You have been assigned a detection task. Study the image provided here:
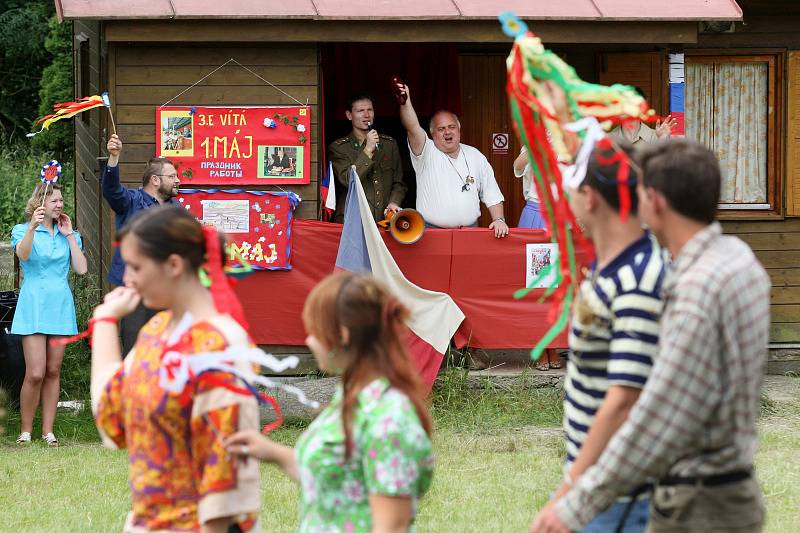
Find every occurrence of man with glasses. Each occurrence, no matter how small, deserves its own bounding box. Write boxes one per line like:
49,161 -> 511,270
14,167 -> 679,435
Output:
102,134 -> 180,355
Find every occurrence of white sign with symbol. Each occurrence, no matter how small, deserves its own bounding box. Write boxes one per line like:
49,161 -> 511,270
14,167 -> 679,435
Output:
491,133 -> 509,154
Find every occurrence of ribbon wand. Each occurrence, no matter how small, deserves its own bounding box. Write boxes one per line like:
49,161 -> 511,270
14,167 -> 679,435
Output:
101,92 -> 117,135
39,160 -> 62,208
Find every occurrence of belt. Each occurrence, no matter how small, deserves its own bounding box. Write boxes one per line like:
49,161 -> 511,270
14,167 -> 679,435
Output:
659,469 -> 752,488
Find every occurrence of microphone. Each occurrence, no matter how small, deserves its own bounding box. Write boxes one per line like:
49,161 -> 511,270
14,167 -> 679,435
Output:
367,121 -> 379,150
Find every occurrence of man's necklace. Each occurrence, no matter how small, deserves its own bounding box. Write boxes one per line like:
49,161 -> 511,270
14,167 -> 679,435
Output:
446,148 -> 475,192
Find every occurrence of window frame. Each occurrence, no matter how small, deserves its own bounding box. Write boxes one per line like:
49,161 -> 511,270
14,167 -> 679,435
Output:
684,50 -> 784,220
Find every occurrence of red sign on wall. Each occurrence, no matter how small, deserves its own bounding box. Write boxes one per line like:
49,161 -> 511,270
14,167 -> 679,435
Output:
157,106 -> 311,185
177,189 -> 300,270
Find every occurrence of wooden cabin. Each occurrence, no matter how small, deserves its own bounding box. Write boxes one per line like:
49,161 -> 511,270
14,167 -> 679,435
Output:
56,0 -> 800,372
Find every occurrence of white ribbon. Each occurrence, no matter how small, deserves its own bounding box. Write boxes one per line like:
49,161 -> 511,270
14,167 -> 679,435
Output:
560,117 -> 607,190
157,312 -> 320,409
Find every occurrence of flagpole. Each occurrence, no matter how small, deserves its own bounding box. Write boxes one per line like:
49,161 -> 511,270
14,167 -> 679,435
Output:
102,92 -> 117,135
40,182 -> 49,209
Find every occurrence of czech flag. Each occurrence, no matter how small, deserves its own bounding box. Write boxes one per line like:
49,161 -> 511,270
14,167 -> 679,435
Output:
336,166 -> 464,391
320,162 -> 336,221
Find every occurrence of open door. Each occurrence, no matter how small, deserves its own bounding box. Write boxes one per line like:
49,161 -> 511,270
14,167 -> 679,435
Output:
459,54 -> 524,227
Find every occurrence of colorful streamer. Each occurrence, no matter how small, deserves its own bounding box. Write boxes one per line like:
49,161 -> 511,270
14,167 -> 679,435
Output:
501,12 -> 655,361
27,92 -> 112,138
158,312 -> 320,434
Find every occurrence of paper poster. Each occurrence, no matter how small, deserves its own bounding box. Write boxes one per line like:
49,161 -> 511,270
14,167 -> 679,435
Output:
201,199 -> 250,233
178,189 -> 301,270
156,106 -> 311,185
526,243 -> 558,289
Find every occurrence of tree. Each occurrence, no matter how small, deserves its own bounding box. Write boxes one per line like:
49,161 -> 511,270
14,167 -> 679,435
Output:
32,15 -> 74,157
0,1 -> 55,138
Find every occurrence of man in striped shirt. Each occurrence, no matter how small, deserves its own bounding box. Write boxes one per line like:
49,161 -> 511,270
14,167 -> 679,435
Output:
535,140 -> 770,532
532,140 -> 667,533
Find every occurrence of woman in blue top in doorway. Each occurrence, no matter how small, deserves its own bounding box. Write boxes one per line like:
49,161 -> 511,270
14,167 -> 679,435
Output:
11,182 -> 87,446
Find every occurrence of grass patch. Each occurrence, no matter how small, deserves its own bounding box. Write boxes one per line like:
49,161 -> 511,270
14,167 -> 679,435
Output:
431,367 -> 563,432
1,377 -> 799,531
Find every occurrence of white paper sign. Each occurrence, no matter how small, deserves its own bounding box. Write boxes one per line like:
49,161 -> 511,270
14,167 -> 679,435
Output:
201,199 -> 250,233
526,243 -> 559,289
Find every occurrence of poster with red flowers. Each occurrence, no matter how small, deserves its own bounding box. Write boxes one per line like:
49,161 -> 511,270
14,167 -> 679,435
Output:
177,189 -> 301,270
156,106 -> 311,185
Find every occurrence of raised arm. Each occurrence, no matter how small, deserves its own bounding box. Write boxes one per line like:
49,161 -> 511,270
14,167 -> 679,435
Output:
102,134 -> 133,214
397,83 -> 427,157
15,208 -> 45,261
57,214 -> 88,275
513,147 -> 529,177
90,287 -> 140,412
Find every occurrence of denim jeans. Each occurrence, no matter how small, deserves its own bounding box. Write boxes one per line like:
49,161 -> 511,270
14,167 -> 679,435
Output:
581,498 -> 649,533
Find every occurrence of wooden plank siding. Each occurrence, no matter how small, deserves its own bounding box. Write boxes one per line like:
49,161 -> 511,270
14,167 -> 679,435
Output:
73,20 -> 105,284
722,219 -> 800,343
108,43 -> 320,225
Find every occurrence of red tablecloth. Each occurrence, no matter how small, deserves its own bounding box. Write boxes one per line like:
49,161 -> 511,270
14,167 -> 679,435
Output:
236,220 -> 589,349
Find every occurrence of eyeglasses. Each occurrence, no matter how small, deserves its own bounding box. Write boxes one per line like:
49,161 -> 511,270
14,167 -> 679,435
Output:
156,174 -> 179,179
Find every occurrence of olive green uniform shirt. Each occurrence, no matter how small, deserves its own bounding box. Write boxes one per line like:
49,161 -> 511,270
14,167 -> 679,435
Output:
328,133 -> 407,223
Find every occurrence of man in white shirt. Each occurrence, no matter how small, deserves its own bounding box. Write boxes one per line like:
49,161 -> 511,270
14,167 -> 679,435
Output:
396,82 -> 508,238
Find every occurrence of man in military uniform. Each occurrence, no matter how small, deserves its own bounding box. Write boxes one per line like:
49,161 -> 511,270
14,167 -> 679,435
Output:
328,92 -> 407,223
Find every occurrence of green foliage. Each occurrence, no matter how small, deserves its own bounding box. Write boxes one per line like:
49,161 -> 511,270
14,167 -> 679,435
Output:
0,141 -> 74,239
0,1 -> 56,137
31,16 -> 74,158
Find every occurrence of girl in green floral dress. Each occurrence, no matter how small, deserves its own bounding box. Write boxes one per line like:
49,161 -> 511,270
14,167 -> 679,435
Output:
225,272 -> 434,532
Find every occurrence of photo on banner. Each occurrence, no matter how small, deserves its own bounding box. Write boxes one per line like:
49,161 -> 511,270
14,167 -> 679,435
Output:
159,109 -> 194,157
257,145 -> 304,179
526,243 -> 559,289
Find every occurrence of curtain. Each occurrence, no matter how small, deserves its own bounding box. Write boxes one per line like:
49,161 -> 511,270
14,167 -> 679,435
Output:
685,62 -> 768,204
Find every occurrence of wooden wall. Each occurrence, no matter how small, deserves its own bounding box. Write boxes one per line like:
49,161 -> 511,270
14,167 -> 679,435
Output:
723,220 -> 800,344
101,42 -> 319,281
73,19 -> 104,283
73,38 -> 321,286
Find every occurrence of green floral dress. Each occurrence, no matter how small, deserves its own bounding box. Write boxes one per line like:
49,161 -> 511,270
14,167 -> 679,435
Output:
295,378 -> 434,532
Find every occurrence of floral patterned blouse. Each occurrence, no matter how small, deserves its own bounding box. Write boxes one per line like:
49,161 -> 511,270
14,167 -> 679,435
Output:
95,311 -> 261,532
295,378 -> 434,532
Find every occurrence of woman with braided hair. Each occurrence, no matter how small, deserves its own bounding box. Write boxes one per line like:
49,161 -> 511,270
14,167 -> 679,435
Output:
224,272 -> 434,532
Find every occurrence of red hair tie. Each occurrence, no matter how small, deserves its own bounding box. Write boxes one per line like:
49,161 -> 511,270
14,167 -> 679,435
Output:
202,225 -> 249,330
595,138 -> 632,223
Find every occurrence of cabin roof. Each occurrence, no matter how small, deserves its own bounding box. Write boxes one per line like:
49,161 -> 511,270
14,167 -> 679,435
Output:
55,0 -> 743,22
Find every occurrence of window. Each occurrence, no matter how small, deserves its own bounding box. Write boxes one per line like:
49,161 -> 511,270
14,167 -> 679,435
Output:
77,34 -> 90,123
685,54 -> 781,215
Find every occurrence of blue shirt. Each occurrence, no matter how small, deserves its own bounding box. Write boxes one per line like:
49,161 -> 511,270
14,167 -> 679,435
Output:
101,164 -> 177,285
11,223 -> 83,335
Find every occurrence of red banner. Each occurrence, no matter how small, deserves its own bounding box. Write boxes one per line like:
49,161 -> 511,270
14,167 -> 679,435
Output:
177,189 -> 300,270
156,106 -> 311,185
235,220 -> 591,348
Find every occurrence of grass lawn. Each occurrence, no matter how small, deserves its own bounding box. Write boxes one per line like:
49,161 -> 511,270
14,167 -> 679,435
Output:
1,373 -> 798,532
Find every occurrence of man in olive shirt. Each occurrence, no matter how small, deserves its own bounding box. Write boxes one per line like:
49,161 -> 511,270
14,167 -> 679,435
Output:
328,93 -> 407,223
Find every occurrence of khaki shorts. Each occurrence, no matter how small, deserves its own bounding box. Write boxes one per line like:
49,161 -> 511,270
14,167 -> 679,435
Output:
647,478 -> 764,533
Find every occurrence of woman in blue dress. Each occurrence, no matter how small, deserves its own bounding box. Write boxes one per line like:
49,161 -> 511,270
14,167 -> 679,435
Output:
12,182 -> 87,446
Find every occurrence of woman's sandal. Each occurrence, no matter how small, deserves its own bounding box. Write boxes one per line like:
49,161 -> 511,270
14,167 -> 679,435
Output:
16,432 -> 32,444
548,351 -> 563,370
42,433 -> 59,447
535,359 -> 550,371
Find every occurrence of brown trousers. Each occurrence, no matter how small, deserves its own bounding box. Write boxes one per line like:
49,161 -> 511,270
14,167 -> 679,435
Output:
647,478 -> 764,533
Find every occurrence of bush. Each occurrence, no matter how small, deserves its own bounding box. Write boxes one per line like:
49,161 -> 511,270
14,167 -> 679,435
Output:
0,140 -> 74,239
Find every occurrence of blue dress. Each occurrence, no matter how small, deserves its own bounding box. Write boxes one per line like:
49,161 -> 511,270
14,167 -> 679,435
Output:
10,223 -> 82,336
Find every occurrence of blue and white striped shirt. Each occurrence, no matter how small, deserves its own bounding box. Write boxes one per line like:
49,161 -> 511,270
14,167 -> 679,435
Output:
564,232 -> 666,469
